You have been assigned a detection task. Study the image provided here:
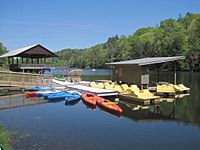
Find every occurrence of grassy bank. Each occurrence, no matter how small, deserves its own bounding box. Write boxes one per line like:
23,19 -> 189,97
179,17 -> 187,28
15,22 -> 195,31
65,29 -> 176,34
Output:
0,68 -> 9,72
0,125 -> 11,150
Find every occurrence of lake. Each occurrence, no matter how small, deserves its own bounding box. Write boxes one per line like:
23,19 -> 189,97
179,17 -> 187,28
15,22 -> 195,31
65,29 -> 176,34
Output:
0,70 -> 200,150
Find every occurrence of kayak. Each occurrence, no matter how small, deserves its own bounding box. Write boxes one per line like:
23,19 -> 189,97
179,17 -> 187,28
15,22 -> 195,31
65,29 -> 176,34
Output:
65,93 -> 81,103
25,87 -> 55,91
24,91 -> 37,96
47,91 -> 70,100
95,96 -> 123,113
82,92 -> 96,106
54,77 -> 66,82
37,90 -> 61,96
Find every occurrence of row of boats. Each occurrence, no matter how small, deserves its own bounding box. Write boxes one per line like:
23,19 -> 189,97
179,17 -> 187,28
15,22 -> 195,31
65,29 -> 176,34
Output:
90,81 -> 190,99
24,87 -> 123,114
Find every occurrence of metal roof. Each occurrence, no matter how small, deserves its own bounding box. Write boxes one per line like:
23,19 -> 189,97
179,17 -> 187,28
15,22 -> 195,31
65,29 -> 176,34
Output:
0,44 -> 58,58
106,56 -> 185,66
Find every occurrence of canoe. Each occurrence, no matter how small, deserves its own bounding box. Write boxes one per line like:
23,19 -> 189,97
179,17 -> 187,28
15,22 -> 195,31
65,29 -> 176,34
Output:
82,92 -> 96,106
65,93 -> 81,103
95,96 -> 123,113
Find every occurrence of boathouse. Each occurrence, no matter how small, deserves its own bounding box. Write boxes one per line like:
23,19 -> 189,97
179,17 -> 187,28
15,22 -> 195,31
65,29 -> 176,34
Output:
106,56 -> 185,87
0,44 -> 58,73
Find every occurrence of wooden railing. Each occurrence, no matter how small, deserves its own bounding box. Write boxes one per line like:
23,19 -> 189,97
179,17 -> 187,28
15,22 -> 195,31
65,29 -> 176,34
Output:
2,64 -> 56,69
0,71 -> 53,88
19,64 -> 56,69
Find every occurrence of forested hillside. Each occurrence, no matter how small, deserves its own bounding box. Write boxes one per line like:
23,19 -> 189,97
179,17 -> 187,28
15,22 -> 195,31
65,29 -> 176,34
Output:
0,42 -> 8,64
54,13 -> 200,71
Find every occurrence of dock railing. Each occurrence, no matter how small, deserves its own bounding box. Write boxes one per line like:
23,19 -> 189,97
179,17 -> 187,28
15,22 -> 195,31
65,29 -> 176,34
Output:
0,71 -> 53,88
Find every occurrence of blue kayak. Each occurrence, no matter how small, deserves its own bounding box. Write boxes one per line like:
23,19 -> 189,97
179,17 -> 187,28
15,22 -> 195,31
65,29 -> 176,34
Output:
25,87 -> 55,91
65,93 -> 81,103
47,91 -> 70,100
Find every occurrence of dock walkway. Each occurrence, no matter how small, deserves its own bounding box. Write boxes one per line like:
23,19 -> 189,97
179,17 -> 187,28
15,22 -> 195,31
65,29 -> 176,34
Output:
67,85 -> 119,96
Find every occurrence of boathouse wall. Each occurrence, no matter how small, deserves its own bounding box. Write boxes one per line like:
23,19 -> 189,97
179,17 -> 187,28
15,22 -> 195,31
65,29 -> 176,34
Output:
112,65 -> 149,86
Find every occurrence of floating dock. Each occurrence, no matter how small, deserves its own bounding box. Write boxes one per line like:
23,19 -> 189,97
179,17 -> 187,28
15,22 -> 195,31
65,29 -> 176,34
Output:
67,85 -> 119,96
52,79 -> 90,86
119,94 -> 161,105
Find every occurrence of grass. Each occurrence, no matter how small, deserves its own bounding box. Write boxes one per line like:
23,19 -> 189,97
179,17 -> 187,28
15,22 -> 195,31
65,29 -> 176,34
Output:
0,67 -> 9,72
0,125 -> 11,150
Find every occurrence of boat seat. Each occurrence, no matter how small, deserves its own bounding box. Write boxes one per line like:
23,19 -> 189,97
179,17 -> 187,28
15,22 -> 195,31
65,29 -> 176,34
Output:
178,84 -> 190,91
156,84 -> 175,93
114,85 -> 124,93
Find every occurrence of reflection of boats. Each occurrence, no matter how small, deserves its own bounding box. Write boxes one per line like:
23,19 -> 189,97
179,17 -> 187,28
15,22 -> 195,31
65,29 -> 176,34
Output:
118,100 -> 178,121
95,96 -> 123,114
175,93 -> 190,99
82,99 -> 96,110
82,92 -> 96,106
65,98 -> 81,106
119,101 -> 150,111
98,106 -> 122,117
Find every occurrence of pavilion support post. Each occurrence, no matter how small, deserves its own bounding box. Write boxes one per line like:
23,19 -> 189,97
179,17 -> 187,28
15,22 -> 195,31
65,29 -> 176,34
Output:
174,61 -> 177,85
157,65 -> 160,83
22,57 -> 24,64
8,57 -> 10,64
16,57 -> 18,64
12,57 -> 14,64
31,58 -> 33,64
37,58 -> 39,64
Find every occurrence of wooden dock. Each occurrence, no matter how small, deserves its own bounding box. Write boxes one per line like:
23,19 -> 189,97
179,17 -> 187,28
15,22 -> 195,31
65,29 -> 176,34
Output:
67,85 -> 119,96
119,94 -> 161,105
0,71 -> 53,88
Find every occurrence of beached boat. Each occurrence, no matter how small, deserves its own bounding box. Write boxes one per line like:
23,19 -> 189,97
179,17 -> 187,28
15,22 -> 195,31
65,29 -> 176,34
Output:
95,96 -> 123,113
82,92 -> 96,106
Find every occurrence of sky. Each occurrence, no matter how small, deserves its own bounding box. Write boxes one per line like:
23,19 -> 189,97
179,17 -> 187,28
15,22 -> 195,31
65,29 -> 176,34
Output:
0,0 -> 200,51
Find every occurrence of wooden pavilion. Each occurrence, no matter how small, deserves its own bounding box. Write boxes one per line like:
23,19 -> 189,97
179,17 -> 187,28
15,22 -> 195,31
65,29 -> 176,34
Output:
106,56 -> 185,88
0,44 -> 58,73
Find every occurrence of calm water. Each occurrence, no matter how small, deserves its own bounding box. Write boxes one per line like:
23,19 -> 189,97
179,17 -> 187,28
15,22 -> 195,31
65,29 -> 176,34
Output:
0,70 -> 200,150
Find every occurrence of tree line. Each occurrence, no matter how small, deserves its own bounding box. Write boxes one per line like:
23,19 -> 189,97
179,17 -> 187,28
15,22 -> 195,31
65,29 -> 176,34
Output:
0,13 -> 200,71
53,13 -> 200,71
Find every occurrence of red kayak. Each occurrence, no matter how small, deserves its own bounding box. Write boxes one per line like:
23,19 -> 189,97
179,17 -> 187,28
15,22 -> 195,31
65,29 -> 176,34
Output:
95,96 -> 123,113
24,91 -> 37,96
82,92 -> 96,106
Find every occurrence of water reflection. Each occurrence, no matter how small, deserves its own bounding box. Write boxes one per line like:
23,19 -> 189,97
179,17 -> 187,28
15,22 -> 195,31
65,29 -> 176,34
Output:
118,93 -> 200,126
65,99 -> 81,106
97,105 -> 122,118
82,99 -> 96,110
0,94 -> 47,110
